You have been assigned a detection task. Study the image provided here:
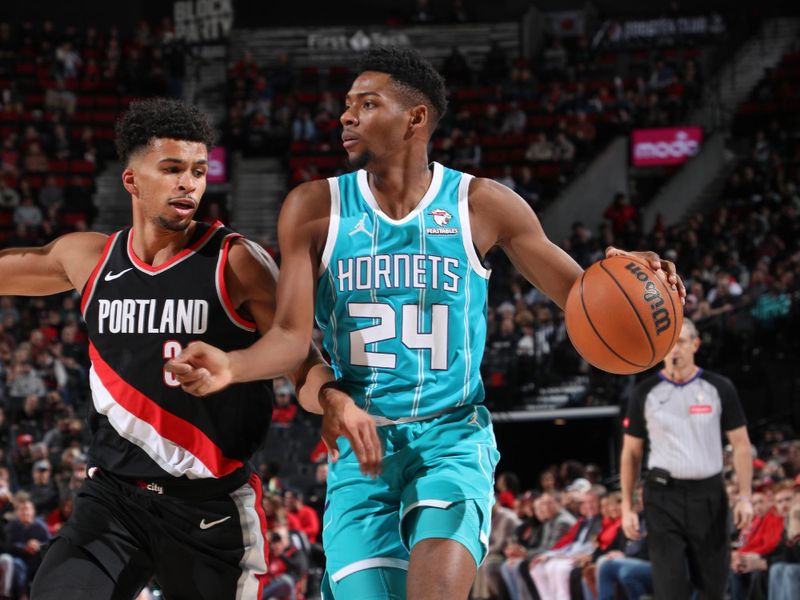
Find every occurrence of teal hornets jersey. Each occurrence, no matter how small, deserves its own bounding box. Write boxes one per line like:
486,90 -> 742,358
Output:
315,162 -> 490,420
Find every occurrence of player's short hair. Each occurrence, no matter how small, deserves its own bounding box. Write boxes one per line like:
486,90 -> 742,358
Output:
357,47 -> 448,128
114,98 -> 216,164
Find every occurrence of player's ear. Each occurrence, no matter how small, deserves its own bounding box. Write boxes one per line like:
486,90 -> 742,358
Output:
122,167 -> 138,197
408,105 -> 428,132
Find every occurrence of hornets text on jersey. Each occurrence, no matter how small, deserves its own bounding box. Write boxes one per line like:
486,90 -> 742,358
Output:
315,162 -> 490,420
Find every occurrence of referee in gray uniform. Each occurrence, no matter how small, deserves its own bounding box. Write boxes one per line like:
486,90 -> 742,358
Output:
619,318 -> 754,600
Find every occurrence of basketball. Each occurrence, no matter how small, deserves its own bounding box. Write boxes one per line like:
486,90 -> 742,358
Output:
565,256 -> 683,375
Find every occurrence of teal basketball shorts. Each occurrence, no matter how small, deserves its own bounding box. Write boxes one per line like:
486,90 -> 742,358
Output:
321,404 -> 500,590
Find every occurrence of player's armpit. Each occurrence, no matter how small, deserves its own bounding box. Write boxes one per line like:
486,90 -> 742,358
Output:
0,231 -> 107,296
468,177 -> 583,309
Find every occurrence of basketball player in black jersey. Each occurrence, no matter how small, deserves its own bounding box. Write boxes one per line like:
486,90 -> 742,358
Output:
0,98 -> 332,600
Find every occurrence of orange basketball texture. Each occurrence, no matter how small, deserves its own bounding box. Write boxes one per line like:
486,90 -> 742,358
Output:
565,256 -> 683,375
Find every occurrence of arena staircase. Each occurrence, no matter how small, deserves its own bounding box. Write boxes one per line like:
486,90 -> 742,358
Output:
692,17 -> 800,129
643,17 -> 800,230
229,155 -> 286,247
183,45 -> 229,128
91,160 -> 130,233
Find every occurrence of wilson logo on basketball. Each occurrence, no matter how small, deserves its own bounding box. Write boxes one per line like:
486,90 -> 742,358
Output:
624,262 -> 672,335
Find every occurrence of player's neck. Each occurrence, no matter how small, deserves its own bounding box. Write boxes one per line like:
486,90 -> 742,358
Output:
366,154 -> 433,220
130,220 -> 198,267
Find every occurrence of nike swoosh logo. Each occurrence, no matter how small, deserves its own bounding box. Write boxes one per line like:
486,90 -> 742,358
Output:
104,268 -> 133,281
199,516 -> 231,530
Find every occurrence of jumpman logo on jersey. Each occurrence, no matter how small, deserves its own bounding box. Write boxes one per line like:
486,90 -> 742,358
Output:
349,213 -> 373,238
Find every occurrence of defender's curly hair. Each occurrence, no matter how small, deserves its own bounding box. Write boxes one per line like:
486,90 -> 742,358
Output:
114,98 -> 216,163
357,47 -> 448,127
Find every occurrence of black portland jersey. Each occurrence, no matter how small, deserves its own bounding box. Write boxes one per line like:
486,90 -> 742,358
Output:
81,221 -> 272,482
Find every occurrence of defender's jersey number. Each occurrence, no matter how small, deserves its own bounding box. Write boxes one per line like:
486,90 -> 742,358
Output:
163,340 -> 183,388
348,302 -> 448,370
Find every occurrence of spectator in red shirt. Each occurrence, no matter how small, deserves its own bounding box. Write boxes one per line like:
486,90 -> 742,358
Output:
271,379 -> 297,427
261,529 -> 308,600
285,489 -> 320,544
729,489 -> 785,599
603,192 -> 638,238
497,471 -> 520,509
45,495 -> 73,536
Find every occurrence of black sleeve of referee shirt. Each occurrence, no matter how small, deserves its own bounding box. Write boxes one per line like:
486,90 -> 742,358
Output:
704,371 -> 747,431
624,377 -> 656,438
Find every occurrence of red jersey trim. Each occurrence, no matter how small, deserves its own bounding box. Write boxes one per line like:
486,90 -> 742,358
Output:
127,221 -> 223,274
216,234 -> 257,331
88,341 -> 243,478
81,232 -> 122,316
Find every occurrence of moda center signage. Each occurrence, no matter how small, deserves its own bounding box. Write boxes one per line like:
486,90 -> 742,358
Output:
631,127 -> 703,167
230,22 -> 519,68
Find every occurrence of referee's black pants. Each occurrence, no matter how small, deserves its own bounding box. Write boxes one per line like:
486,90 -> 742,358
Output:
644,473 -> 729,600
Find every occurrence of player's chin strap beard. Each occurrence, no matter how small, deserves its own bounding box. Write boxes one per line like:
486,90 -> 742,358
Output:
348,150 -> 373,171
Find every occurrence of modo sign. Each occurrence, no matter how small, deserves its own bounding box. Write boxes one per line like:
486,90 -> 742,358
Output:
631,127 -> 703,167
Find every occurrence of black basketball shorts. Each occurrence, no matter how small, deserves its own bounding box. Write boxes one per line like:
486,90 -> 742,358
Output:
31,468 -> 268,600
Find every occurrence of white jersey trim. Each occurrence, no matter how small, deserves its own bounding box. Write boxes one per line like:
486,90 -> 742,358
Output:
331,557 -> 410,583
89,366 -> 215,479
231,480 -> 268,600
357,161 -> 444,225
457,173 -> 491,280
319,177 -> 341,275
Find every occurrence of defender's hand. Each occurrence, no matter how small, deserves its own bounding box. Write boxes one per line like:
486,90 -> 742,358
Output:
320,386 -> 382,478
165,341 -> 233,396
605,246 -> 686,303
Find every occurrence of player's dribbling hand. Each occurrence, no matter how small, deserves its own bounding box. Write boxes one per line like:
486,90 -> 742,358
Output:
621,507 -> 641,540
319,386 -> 382,478
165,341 -> 233,396
605,246 -> 686,304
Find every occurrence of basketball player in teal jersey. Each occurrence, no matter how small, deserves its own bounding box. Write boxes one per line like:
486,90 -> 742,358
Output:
168,48 -> 685,599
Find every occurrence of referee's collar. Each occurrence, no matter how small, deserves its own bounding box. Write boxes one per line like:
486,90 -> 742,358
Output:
657,367 -> 704,387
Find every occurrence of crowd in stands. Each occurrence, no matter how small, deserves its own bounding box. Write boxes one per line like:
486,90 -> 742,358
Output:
480,109 -> 800,408
0,17 -> 186,245
468,442 -> 800,600
225,35 -> 708,212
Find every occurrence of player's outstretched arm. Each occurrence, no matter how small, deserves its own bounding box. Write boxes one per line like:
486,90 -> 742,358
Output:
168,180 -> 331,395
0,232 -> 107,296
469,178 -> 685,307
469,177 -> 583,309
